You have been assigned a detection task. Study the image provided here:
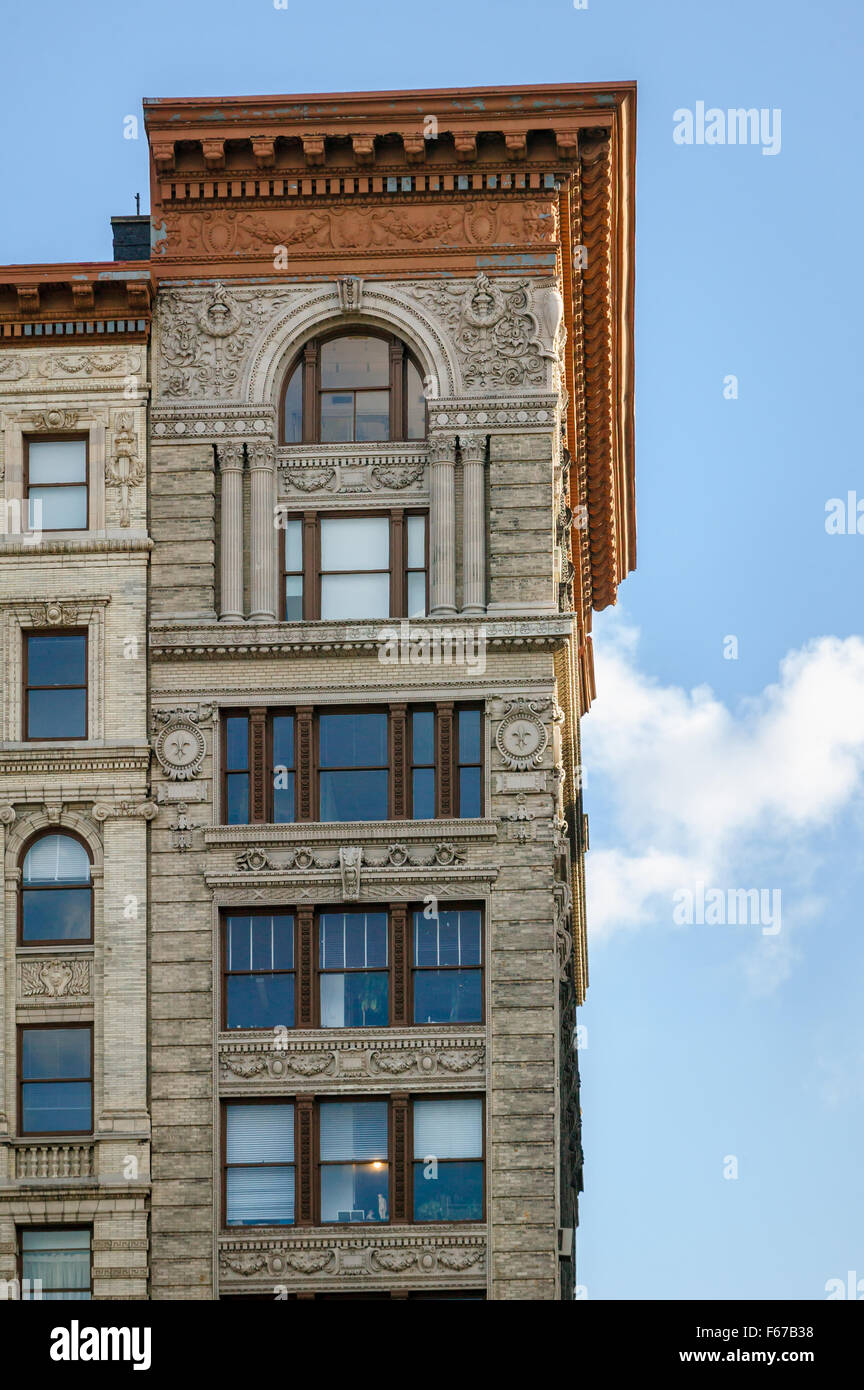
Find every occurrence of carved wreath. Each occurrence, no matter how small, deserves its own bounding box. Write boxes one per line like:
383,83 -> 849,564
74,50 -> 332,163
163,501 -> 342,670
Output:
154,720 -> 206,781
495,703 -> 549,771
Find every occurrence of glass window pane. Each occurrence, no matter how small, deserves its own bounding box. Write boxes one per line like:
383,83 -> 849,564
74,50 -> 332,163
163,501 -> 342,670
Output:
414,970 -> 482,1024
459,766 -> 482,819
321,1165 -> 388,1223
320,516 -> 389,572
320,1102 -> 388,1160
320,972 -> 389,1028
458,708 -> 482,764
406,514 -> 426,567
284,575 -> 303,621
318,713 -> 388,768
23,834 -> 90,884
320,770 -> 388,822
413,1161 -> 483,1222
406,570 -> 426,619
273,775 -> 295,824
226,1103 -> 294,1163
414,910 -> 482,968
355,391 -> 390,442
320,393 -> 354,443
27,635 -> 86,687
226,917 -> 252,972
227,975 -> 295,1030
22,1081 -> 92,1133
319,912 -> 388,969
225,717 -> 248,770
23,1228 -> 90,1250
412,767 -> 435,819
283,365 -> 303,444
227,1166 -> 295,1226
321,573 -> 390,621
412,710 -> 434,765
320,336 -> 389,389
28,439 -> 87,484
30,486 -> 87,530
226,773 -> 250,825
22,1028 -> 90,1079
22,1233 -> 90,1294
406,359 -> 427,440
27,689 -> 86,739
284,518 -> 303,571
414,1098 -> 483,1158
22,887 -> 91,942
272,716 -> 294,770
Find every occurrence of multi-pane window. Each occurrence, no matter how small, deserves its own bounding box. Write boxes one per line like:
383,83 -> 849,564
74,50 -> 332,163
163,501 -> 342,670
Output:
24,632 -> 87,740
281,332 -> 426,444
319,711 -> 389,821
319,1101 -> 389,1224
225,1103 -> 295,1227
413,1098 -> 484,1222
221,1096 -> 483,1227
279,510 -> 427,621
318,911 -> 389,1028
221,704 -> 482,824
221,902 -> 482,1033
224,914 -> 295,1030
19,1026 -> 92,1135
20,833 -> 92,944
25,436 -> 88,531
20,1228 -> 91,1300
412,908 -> 483,1024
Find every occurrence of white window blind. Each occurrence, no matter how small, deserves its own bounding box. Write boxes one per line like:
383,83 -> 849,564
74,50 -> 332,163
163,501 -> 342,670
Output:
320,1102 -> 388,1161
23,834 -> 90,884
226,1103 -> 294,1163
414,1098 -> 483,1159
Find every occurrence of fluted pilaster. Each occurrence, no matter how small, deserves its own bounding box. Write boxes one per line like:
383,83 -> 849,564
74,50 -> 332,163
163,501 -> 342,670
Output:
428,432 -> 457,616
218,443 -> 245,622
460,433 -> 487,615
248,442 -> 277,622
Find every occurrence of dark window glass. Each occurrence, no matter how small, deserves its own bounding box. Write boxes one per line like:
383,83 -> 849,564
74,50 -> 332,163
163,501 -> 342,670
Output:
411,709 -> 436,819
225,716 -> 250,824
225,915 -> 295,1030
225,1103 -> 295,1226
406,360 -> 426,441
27,438 -> 87,531
25,634 -> 87,739
320,1101 -> 388,1223
320,336 -> 389,444
283,365 -> 303,444
413,908 -> 482,1024
413,1098 -> 483,1222
283,518 -> 303,620
319,911 -> 388,1027
272,715 -> 295,823
21,834 -> 91,943
318,712 -> 389,821
21,1229 -> 90,1300
21,1027 -> 92,1134
457,708 -> 483,818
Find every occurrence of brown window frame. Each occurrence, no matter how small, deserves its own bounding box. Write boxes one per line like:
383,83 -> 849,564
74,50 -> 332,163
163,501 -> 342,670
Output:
221,910 -> 297,1033
23,627 -> 88,743
220,901 -> 482,1034
279,329 -> 427,445
279,509 -> 428,622
222,1097 -> 297,1231
17,1224 -> 93,1300
17,827 -> 94,947
220,1093 -> 485,1230
220,704 -> 484,826
23,432 -> 89,533
18,1022 -> 94,1138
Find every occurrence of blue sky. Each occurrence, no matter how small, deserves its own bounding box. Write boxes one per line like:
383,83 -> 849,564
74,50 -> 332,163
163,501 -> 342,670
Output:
1,0 -> 861,1300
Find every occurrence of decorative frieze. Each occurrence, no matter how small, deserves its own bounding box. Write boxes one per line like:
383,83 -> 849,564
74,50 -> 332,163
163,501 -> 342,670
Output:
19,957 -> 91,1001
218,1230 -> 486,1287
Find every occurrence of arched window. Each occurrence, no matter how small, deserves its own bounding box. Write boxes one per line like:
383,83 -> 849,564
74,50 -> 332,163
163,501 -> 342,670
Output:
20,832 -> 92,944
281,331 -> 426,444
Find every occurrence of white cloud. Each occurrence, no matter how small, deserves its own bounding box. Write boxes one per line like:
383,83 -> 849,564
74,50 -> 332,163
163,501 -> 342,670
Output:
583,619 -> 864,959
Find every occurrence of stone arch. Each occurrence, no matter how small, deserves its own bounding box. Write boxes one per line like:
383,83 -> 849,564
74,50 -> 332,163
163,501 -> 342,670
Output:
244,282 -> 460,408
5,810 -> 104,877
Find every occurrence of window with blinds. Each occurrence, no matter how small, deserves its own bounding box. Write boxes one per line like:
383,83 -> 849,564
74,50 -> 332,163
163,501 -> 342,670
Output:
225,1103 -> 295,1226
21,832 -> 92,944
413,1098 -> 483,1222
319,1101 -> 389,1224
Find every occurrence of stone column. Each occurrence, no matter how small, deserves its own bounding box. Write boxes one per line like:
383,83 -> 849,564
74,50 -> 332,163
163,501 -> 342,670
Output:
248,441 -> 277,622
428,432 -> 457,615
218,443 -> 244,622
460,433 -> 487,615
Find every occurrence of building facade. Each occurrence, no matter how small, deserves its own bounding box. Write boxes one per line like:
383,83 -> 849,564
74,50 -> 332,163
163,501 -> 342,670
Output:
0,82 -> 635,1301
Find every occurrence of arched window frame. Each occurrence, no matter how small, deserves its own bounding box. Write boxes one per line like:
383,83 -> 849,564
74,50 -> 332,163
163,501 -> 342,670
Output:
279,328 -> 427,445
18,828 -> 94,947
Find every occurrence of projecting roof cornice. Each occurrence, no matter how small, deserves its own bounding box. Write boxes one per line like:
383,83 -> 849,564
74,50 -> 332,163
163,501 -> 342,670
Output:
0,264 -> 151,340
